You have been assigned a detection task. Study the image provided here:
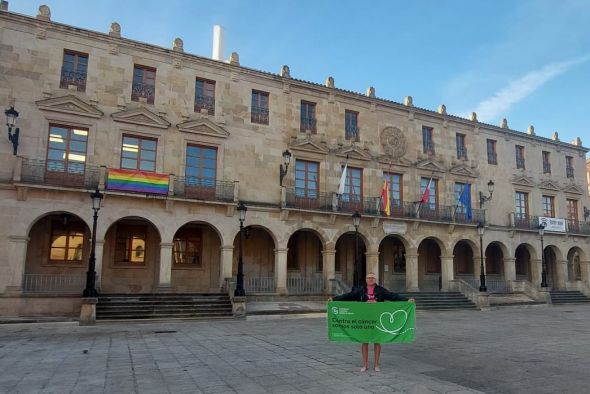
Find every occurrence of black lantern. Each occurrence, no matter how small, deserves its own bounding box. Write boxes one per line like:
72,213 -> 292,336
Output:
278,149 -> 292,186
479,180 -> 495,208
477,222 -> 487,292
83,189 -> 104,297
235,202 -> 248,297
4,106 -> 19,155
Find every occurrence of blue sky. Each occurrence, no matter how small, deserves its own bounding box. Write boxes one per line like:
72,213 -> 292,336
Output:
9,0 -> 590,155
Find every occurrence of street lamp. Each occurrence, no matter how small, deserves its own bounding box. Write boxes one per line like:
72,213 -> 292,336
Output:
278,149 -> 292,186
83,189 -> 104,297
4,106 -> 19,155
479,180 -> 495,208
352,210 -> 361,289
477,222 -> 487,292
235,202 -> 247,297
539,222 -> 547,288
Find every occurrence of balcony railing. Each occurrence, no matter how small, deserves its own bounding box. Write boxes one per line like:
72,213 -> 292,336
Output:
516,158 -> 525,169
423,142 -> 435,155
131,82 -> 155,104
566,167 -> 574,178
287,276 -> 324,294
22,273 -> 85,294
174,176 -> 234,202
251,107 -> 269,124
488,153 -> 497,165
300,117 -> 317,133
19,158 -> 100,189
566,219 -> 590,235
60,70 -> 87,91
456,147 -> 468,160
345,126 -> 360,141
514,213 -> 537,230
194,95 -> 215,115
543,163 -> 551,174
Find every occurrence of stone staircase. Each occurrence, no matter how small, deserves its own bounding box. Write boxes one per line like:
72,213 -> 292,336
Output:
400,292 -> 477,310
96,293 -> 233,321
550,290 -> 590,305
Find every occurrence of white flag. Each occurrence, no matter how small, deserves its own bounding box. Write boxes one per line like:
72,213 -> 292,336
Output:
337,163 -> 347,195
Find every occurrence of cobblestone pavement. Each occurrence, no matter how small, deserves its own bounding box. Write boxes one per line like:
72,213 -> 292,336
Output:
1,304 -> 589,393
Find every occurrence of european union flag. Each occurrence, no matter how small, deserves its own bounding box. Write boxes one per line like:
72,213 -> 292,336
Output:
460,184 -> 472,220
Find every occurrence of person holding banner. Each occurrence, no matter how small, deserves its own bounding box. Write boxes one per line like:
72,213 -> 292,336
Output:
332,272 -> 414,372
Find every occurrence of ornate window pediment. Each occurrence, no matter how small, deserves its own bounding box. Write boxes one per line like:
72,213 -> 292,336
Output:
334,145 -> 371,161
111,107 -> 171,129
35,95 -> 103,118
415,158 -> 446,173
377,155 -> 412,167
177,118 -> 230,138
538,180 -> 561,191
562,183 -> 584,195
511,175 -> 535,188
289,139 -> 329,154
449,163 -> 478,178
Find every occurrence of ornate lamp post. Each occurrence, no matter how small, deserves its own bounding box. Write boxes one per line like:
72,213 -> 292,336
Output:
352,210 -> 361,289
83,189 -> 104,297
4,106 -> 19,155
235,202 -> 247,297
278,149 -> 292,186
539,223 -> 548,287
479,180 -> 495,208
477,222 -> 487,292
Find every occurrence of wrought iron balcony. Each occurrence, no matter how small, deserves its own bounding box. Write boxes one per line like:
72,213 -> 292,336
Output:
516,158 -> 526,169
300,117 -> 317,133
456,147 -> 468,160
131,82 -> 155,104
345,125 -> 360,141
566,167 -> 574,178
251,107 -> 269,124
543,163 -> 551,174
18,158 -> 100,189
194,95 -> 215,115
488,153 -> 498,165
174,176 -> 235,202
60,70 -> 87,91
566,219 -> 590,235
423,142 -> 435,155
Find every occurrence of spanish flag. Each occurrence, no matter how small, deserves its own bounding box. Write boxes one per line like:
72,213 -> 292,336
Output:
381,180 -> 390,216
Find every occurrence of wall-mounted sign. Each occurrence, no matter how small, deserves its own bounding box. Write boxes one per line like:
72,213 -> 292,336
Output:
383,222 -> 407,234
539,217 -> 566,232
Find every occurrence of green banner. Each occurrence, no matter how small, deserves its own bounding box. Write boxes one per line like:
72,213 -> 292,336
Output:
328,301 -> 415,343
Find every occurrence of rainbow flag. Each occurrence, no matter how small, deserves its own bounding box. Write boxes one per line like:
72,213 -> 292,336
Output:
107,168 -> 169,195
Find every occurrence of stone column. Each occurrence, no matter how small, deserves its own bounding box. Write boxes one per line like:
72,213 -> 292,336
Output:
274,248 -> 288,295
94,240 -> 105,291
503,258 -> 516,292
405,250 -> 419,292
219,245 -> 234,289
440,255 -> 454,292
531,259 -> 542,289
580,260 -> 590,287
556,259 -> 568,290
365,251 -> 379,282
5,235 -> 29,294
322,248 -> 336,294
157,242 -> 173,291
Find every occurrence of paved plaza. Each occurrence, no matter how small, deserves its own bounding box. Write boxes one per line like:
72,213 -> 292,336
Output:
1,304 -> 590,393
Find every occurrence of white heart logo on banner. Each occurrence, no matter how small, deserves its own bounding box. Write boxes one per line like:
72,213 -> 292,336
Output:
376,310 -> 408,334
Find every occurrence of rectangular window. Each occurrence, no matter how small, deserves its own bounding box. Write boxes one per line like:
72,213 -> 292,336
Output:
515,191 -> 528,219
251,90 -> 269,124
515,145 -> 525,169
383,172 -> 403,209
567,199 -> 578,221
454,182 -> 471,216
487,139 -> 497,165
173,228 -> 202,266
542,151 -> 551,174
194,78 -> 215,115
184,145 -> 217,198
345,110 -> 359,141
456,133 -> 467,159
300,101 -> 317,133
420,177 -> 438,211
295,160 -> 319,199
132,65 -> 156,104
566,156 -> 574,178
60,50 -> 88,91
422,126 -> 434,154
114,225 -> 147,264
542,195 -> 555,218
49,221 -> 85,264
46,124 -> 88,176
121,135 -> 157,172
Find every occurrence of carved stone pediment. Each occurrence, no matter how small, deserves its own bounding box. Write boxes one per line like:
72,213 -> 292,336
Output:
538,180 -> 561,191
335,145 -> 372,161
449,163 -> 478,178
415,158 -> 446,173
112,107 -> 171,129
562,183 -> 585,195
177,118 -> 230,138
511,175 -> 535,188
289,137 -> 329,154
36,95 -> 103,118
377,155 -> 412,167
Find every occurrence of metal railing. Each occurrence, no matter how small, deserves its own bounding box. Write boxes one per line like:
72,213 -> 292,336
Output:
20,159 -> 100,189
243,277 -> 275,293
420,275 -> 441,291
60,70 -> 87,91
251,107 -> 269,124
285,189 -> 333,210
566,219 -> 590,235
131,82 -> 155,104
345,126 -> 360,141
462,276 -> 507,293
174,176 -> 234,202
300,117 -> 317,133
566,167 -> 574,178
329,278 -> 351,296
287,277 -> 324,294
516,158 -> 525,169
543,163 -> 551,174
423,142 -> 435,155
487,153 -> 498,165
22,273 -> 85,294
514,213 -> 537,230
456,147 -> 468,160
194,95 -> 215,115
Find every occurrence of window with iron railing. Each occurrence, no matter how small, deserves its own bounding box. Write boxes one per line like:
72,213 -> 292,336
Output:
132,65 -> 156,104
60,50 -> 88,92
566,156 -> 574,178
515,145 -> 525,169
487,139 -> 497,164
422,126 -> 435,154
185,145 -> 217,195
567,199 -> 578,221
345,110 -> 359,141
300,101 -> 317,133
46,124 -> 88,177
542,195 -> 555,218
542,151 -> 551,174
251,90 -> 269,124
515,191 -> 528,220
194,78 -> 215,115
456,133 -> 467,159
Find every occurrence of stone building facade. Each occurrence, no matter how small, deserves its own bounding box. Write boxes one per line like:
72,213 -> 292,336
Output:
1,6 -> 589,316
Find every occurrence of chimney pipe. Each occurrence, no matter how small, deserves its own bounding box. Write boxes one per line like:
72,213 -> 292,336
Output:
212,25 -> 224,61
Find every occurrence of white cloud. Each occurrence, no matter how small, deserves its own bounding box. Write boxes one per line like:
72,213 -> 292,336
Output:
471,55 -> 590,123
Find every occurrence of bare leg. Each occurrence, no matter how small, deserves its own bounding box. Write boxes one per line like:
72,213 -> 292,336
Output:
361,343 -> 369,371
374,344 -> 381,371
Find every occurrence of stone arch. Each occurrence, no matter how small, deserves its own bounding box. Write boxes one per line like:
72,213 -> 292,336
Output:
25,210 -> 91,236
172,219 -> 224,248
331,227 -> 371,250
99,214 -> 163,242
232,225 -> 276,290
417,237 -> 443,291
453,239 -> 476,276
415,235 -> 448,257
378,235 -> 407,291
334,230 -> 368,288
566,246 -> 584,282
515,243 -> 536,281
485,241 -> 505,277
286,229 -> 324,278
288,224 -> 328,249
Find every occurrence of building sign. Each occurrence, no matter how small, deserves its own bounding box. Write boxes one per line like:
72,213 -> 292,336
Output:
539,216 -> 566,232
383,222 -> 407,234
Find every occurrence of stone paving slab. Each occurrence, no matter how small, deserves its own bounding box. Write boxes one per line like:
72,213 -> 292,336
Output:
1,304 -> 590,393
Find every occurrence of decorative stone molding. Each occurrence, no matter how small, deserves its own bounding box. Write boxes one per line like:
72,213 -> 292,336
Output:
438,104 -> 447,115
538,180 -> 560,191
415,158 -> 446,173
527,125 -> 535,135
281,65 -> 290,78
449,163 -> 478,178
470,112 -> 478,122
173,37 -> 183,52
380,126 -> 406,158
109,22 -> 121,37
176,118 -> 230,138
289,136 -> 329,155
500,118 -> 508,129
366,86 -> 375,98
552,131 -> 559,141
334,145 -> 371,161
562,183 -> 584,195
109,43 -> 119,55
112,107 -> 171,129
325,76 -> 334,88
511,175 -> 535,188
36,28 -> 47,39
36,95 -> 104,118
228,52 -> 240,65
37,5 -> 51,21
573,137 -> 582,146
404,96 -> 413,107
